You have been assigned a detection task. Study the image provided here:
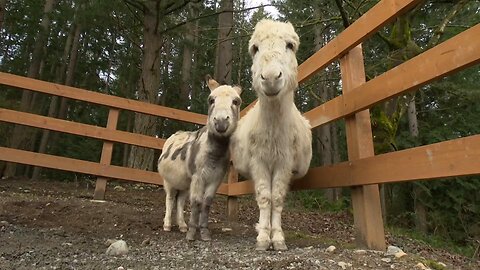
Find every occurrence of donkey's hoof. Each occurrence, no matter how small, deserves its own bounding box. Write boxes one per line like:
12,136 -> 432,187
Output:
179,226 -> 188,233
163,225 -> 171,232
200,228 -> 211,241
255,241 -> 271,251
186,229 -> 196,241
273,241 -> 288,251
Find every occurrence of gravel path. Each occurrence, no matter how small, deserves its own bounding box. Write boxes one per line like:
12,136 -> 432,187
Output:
0,178 -> 478,270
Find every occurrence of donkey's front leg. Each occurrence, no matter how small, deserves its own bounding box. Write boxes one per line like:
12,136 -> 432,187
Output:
253,167 -> 272,250
271,171 -> 291,250
186,175 -> 204,241
198,183 -> 219,241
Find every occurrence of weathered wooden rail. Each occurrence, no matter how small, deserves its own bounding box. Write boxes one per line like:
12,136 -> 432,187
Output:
1,0 -> 479,251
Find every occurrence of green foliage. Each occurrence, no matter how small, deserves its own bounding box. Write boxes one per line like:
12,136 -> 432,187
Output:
287,190 -> 350,212
388,226 -> 477,258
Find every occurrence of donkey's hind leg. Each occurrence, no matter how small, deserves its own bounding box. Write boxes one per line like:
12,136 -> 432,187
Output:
176,189 -> 188,233
163,182 -> 177,232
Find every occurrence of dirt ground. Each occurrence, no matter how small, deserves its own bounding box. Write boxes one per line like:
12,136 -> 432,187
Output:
0,177 -> 478,270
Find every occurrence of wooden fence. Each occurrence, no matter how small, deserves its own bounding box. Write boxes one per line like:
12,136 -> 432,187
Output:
1,0 -> 479,250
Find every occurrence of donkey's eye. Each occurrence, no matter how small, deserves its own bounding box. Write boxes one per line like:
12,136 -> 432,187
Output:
232,98 -> 240,106
252,45 -> 259,55
286,42 -> 294,51
208,97 -> 215,105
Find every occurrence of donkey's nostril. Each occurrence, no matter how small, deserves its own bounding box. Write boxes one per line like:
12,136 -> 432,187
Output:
277,72 -> 282,79
261,74 -> 265,80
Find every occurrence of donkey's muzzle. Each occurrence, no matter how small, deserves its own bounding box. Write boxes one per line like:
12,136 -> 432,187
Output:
214,117 -> 230,133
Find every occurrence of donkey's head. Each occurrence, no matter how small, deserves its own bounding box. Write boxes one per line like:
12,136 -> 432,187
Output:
248,19 -> 300,98
205,76 -> 242,137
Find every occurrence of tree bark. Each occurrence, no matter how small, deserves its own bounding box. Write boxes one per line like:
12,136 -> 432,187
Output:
128,1 -> 164,171
314,4 -> 339,201
214,0 -> 233,84
31,21 -> 77,180
58,22 -> 82,120
3,0 -> 56,178
179,3 -> 197,110
0,0 -> 6,31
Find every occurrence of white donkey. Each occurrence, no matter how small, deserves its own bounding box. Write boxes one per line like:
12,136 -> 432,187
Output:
231,19 -> 312,251
158,76 -> 242,241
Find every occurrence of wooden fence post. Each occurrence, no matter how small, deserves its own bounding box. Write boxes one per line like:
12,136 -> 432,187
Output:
340,45 -> 386,251
226,164 -> 238,221
93,108 -> 120,200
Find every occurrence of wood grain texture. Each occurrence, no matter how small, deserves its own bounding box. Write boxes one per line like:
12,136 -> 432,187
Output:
304,23 -> 480,128
228,134 -> 480,195
0,71 -> 207,125
0,108 -> 165,150
0,147 -> 229,195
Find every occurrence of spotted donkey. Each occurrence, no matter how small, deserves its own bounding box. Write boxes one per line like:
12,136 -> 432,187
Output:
157,76 -> 242,241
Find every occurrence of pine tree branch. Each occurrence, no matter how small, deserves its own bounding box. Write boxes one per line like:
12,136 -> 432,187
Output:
427,0 -> 468,48
333,0 -> 350,28
159,4 -> 281,35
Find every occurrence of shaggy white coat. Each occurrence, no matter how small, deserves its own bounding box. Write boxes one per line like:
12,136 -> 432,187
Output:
231,19 -> 312,251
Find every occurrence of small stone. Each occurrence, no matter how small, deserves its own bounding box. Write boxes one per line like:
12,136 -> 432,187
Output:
337,261 -> 352,269
114,186 -> 126,192
105,239 -> 117,246
106,240 -> 129,256
0,221 -> 9,225
438,262 -> 446,267
381,258 -> 392,263
394,251 -> 407,258
141,238 -> 151,246
90,199 -> 106,203
221,227 -> 232,232
354,249 -> 367,255
325,245 -> 336,253
386,245 -> 404,256
415,262 -> 428,269
304,246 -> 313,250
117,267 -> 125,270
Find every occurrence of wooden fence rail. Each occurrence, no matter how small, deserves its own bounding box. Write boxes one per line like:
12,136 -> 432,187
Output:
1,0 -> 479,251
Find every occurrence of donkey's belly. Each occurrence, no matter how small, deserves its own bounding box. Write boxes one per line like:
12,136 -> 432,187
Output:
158,158 -> 191,190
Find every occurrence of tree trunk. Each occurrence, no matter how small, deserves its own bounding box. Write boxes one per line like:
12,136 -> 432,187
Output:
408,93 -> 427,233
31,22 -> 77,180
58,22 -> 82,120
313,5 -> 339,201
128,1 -> 164,171
3,0 -> 56,178
189,4 -> 200,112
179,3 -> 197,110
0,0 -> 6,31
214,0 -> 233,84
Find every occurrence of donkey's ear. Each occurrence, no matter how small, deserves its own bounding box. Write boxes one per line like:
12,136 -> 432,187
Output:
205,75 -> 220,91
233,85 -> 242,95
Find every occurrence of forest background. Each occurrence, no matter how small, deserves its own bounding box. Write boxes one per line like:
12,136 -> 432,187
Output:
0,0 -> 478,257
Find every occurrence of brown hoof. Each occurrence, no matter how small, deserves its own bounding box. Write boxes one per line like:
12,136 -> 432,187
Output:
186,228 -> 196,241
200,228 -> 211,241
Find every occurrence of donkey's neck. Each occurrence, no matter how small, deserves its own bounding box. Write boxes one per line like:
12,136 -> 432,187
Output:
206,131 -> 230,160
257,91 -> 295,122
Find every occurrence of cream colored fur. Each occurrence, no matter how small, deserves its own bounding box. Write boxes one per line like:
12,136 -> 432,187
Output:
231,19 -> 312,251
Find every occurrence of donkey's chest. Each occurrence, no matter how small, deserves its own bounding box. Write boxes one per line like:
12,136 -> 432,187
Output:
249,127 -> 296,157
